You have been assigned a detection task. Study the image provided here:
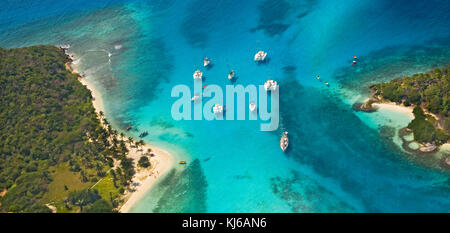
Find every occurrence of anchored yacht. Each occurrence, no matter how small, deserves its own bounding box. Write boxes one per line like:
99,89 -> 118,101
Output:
280,131 -> 289,152
203,57 -> 211,67
264,80 -> 278,91
228,70 -> 235,80
254,51 -> 267,62
249,101 -> 257,112
213,104 -> 224,115
191,93 -> 201,102
193,70 -> 203,80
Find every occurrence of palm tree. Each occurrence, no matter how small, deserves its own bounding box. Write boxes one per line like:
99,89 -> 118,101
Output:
112,137 -> 119,147
98,111 -> 104,119
120,132 -> 125,141
134,140 -> 141,150
127,137 -> 134,147
111,129 -> 118,139
138,139 -> 145,147
102,118 -> 109,126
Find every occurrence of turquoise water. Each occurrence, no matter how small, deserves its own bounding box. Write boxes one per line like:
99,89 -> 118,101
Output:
1,0 -> 450,212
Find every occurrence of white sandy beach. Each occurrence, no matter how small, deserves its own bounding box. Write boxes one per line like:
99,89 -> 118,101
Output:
372,102 -> 414,118
372,101 -> 450,154
119,145 -> 174,213
67,59 -> 175,213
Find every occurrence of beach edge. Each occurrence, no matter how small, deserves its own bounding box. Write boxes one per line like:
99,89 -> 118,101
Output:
65,53 -> 175,213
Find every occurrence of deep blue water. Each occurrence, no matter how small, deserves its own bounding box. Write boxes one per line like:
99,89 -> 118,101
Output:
1,0 -> 450,212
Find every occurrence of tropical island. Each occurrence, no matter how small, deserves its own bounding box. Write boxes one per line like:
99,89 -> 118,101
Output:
359,66 -> 449,155
0,45 -> 171,213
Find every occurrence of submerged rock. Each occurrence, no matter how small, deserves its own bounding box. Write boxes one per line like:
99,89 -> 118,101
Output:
408,142 -> 420,150
445,157 -> 450,166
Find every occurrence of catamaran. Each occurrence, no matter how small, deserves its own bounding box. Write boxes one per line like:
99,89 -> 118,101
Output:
264,80 -> 278,91
254,50 -> 267,62
193,70 -> 203,80
213,104 -> 224,115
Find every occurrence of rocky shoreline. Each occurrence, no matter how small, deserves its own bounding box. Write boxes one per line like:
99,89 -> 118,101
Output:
354,96 -> 450,170
398,128 -> 437,153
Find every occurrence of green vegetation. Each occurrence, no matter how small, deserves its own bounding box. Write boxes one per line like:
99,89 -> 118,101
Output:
67,188 -> 101,212
138,156 -> 151,168
408,106 -> 449,145
371,67 -> 449,115
92,173 -> 122,209
84,199 -> 115,213
0,45 -> 137,212
371,66 -> 450,145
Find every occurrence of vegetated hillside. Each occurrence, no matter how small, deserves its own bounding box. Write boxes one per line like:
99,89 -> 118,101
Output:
371,66 -> 450,144
0,46 -> 132,212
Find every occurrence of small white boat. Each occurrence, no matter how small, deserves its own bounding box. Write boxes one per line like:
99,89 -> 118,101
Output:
254,51 -> 267,62
228,70 -> 235,80
249,101 -> 257,112
264,80 -> 278,91
280,131 -> 289,152
193,70 -> 203,80
191,94 -> 201,102
213,104 -> 224,115
203,57 -> 211,67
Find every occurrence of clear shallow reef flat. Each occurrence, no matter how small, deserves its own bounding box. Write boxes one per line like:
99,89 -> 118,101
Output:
1,0 -> 450,212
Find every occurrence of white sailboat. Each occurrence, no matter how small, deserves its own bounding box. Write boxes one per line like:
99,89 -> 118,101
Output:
249,101 -> 257,112
280,131 -> 289,152
191,93 -> 201,102
228,70 -> 235,80
203,57 -> 211,67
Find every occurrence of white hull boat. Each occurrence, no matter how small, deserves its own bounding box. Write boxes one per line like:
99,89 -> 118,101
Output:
249,101 -> 256,112
193,70 -> 203,80
280,131 -> 289,152
254,51 -> 267,62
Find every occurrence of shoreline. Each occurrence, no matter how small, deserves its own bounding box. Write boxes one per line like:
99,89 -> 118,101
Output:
362,98 -> 450,167
119,145 -> 174,213
65,52 -> 175,213
371,102 -> 414,118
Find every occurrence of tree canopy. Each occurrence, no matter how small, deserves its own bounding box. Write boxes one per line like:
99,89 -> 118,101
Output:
0,45 -> 134,212
371,66 -> 450,144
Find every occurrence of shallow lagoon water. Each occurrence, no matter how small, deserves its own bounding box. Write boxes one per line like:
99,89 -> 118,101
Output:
1,0 -> 450,212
